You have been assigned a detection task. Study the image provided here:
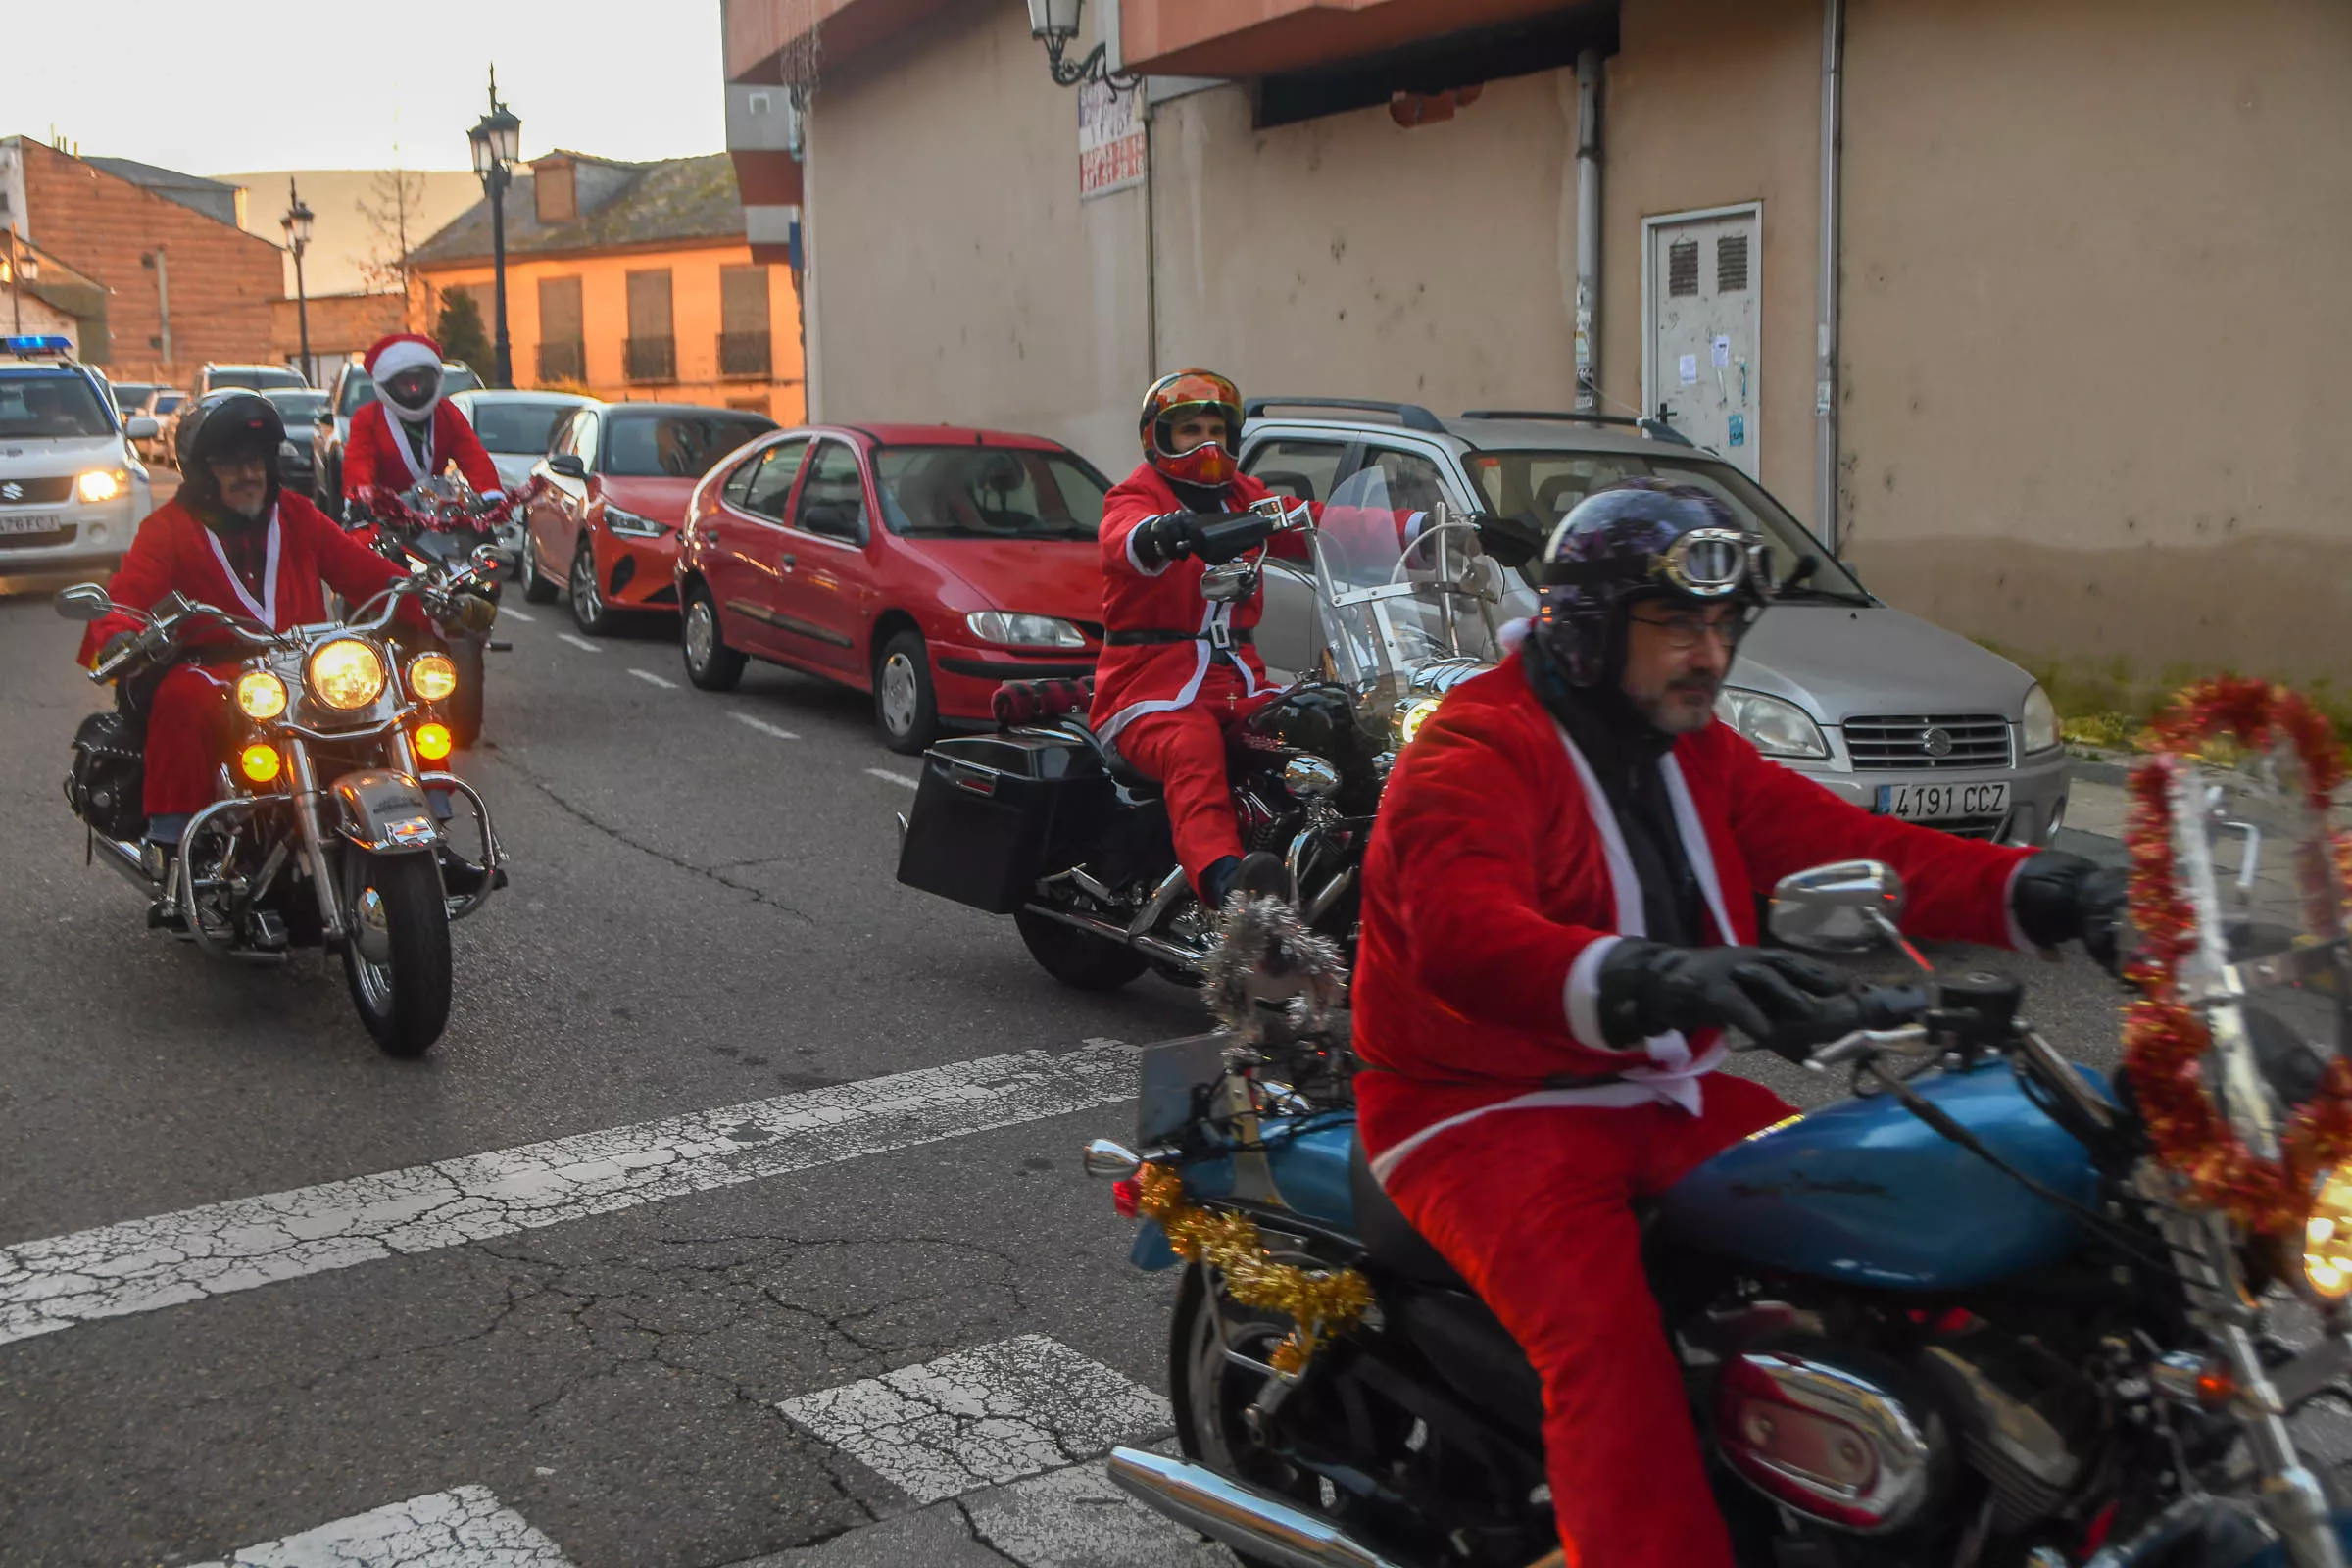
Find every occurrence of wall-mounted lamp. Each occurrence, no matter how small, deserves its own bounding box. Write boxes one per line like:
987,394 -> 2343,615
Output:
1026,0 -> 1141,92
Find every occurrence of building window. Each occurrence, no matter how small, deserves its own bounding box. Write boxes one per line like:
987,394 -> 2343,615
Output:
1668,240 -> 1699,298
536,275 -> 584,383
625,269 -> 675,383
535,161 -> 576,225
718,265 -> 772,379
1716,233 -> 1749,293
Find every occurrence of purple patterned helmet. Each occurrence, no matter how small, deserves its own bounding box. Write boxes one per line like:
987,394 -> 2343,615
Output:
1535,478 -> 1771,686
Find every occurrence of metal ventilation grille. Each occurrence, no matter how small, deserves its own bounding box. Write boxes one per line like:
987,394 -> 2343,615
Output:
1842,714 -> 2014,771
1717,233 -> 1749,292
1668,239 -> 1699,297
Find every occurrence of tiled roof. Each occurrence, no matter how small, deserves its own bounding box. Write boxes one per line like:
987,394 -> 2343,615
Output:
407,153 -> 745,267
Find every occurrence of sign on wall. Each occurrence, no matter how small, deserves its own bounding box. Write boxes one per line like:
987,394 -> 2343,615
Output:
1078,81 -> 1145,200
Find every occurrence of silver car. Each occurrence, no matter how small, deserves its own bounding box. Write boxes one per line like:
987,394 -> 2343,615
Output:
445,389 -> 597,564
1242,403 -> 2068,847
0,340 -> 155,573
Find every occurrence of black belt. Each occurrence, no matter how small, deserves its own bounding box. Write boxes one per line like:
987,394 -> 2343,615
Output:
1105,626 -> 1254,647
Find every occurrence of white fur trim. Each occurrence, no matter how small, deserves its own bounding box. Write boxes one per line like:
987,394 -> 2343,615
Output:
368,338 -> 441,385
1096,635 -> 1211,746
199,510 -> 282,625
374,403 -> 432,484
1659,755 -> 1740,945
1499,615 -> 1534,652
1564,934 -> 1622,1051
2003,856 -> 2034,952
1123,514 -> 1175,578
1554,724 -> 1643,933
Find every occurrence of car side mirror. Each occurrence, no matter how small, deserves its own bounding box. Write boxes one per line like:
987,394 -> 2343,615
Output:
548,454 -> 586,480
53,582 -> 113,622
1768,859 -> 1905,953
125,416 -> 160,441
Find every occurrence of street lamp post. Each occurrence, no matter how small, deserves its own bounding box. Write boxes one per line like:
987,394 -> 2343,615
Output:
281,177 -> 316,384
466,67 -> 523,389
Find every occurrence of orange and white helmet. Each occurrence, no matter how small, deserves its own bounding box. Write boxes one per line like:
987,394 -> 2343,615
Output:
1139,368 -> 1243,489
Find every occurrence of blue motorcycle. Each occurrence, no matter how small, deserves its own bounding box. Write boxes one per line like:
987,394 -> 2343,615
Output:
1086,774 -> 2352,1568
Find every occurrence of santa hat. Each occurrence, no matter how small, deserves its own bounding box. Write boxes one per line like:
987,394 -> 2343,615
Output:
365,333 -> 443,385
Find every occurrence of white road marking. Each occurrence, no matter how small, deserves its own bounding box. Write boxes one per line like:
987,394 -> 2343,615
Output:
0,1042 -> 1135,1348
498,607 -> 535,622
190,1485 -> 574,1567
628,667 -> 679,690
556,633 -> 602,653
778,1334 -> 1170,1505
866,768 -> 919,789
731,712 -> 801,741
964,1460 -> 1236,1568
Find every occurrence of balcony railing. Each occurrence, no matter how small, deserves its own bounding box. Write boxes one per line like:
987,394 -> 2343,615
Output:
624,336 -> 677,383
718,331 -> 772,379
536,339 -> 585,383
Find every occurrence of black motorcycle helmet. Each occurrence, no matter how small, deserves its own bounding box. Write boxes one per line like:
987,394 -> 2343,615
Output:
175,391 -> 285,525
1534,478 -> 1772,687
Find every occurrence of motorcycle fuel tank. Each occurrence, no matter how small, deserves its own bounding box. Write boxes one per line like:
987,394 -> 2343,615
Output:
1652,1059 -> 2111,1292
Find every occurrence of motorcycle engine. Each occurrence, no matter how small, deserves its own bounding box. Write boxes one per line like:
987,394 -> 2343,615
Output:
1714,1340 -> 1956,1534
1916,1321 -> 2100,1533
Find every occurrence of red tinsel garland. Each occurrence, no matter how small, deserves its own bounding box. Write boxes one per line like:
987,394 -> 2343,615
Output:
2123,677 -> 2352,1234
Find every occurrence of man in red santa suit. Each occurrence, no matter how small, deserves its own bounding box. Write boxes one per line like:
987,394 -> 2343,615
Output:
1349,479 -> 2124,1568
340,332 -> 504,516
1093,369 -> 1448,909
80,393 -> 489,903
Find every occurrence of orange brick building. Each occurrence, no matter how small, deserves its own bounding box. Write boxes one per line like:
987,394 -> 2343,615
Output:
2,136 -> 283,385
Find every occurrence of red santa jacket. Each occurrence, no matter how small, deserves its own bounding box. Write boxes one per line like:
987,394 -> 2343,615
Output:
1090,463 -> 1426,743
79,493 -> 417,665
342,400 -> 502,499
1351,651 -> 2034,1185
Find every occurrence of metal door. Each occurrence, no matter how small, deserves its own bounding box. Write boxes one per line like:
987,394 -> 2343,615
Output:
1644,205 -> 1762,479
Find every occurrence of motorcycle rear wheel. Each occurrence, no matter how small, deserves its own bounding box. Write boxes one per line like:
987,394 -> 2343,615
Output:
1013,905 -> 1149,991
339,849 -> 453,1057
1168,1262 -> 1323,1568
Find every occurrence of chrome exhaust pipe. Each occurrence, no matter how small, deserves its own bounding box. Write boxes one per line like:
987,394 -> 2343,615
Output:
91,834 -> 159,895
1019,904 -> 1209,972
1105,1447 -> 1408,1568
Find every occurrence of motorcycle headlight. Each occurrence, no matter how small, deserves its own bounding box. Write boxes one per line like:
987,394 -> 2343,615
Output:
2022,683 -> 2060,756
1396,697 -> 1442,747
1716,688 -> 1831,760
307,637 -> 387,710
76,467 -> 128,503
234,669 -> 289,720
603,505 -> 667,539
965,612 -> 1087,650
2305,1168 -> 2352,1298
409,651 -> 460,702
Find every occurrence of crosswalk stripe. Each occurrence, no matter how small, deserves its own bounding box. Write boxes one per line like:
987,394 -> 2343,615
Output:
865,768 -> 918,789
0,1042 -> 1134,1348
190,1485 -> 574,1567
731,711 -> 801,740
556,633 -> 602,653
778,1334 -> 1169,1505
499,607 -> 535,622
628,667 -> 679,690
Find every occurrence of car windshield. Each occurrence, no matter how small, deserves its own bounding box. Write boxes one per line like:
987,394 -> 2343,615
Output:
873,446 -> 1107,539
0,369 -> 115,438
469,400 -> 577,454
264,389 -> 329,423
153,392 -> 185,415
111,383 -> 156,411
210,367 -> 306,391
337,364 -> 480,416
1463,449 -> 1871,602
603,413 -> 774,478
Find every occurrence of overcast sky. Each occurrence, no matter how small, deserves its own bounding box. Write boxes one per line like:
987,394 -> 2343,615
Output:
10,3 -> 727,174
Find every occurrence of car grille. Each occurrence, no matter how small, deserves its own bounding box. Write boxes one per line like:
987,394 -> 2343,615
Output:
1938,817 -> 2008,841
1842,713 -> 2013,771
0,475 -> 75,505
0,525 -> 78,551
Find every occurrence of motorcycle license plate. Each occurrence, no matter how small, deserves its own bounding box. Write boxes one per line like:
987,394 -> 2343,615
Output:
1875,781 -> 2008,822
0,511 -> 65,534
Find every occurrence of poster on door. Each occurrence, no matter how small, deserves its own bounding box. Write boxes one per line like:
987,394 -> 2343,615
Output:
1079,81 -> 1145,199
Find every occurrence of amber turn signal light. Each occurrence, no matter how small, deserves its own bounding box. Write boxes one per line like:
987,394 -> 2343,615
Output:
413,722 -> 454,762
238,743 -> 282,784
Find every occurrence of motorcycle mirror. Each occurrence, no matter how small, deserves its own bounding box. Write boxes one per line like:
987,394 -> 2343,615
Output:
1081,1139 -> 1143,1180
1769,859 -> 1907,954
471,544 -> 511,572
52,582 -> 113,622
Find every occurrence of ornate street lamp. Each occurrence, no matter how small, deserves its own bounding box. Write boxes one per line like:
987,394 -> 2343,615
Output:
466,67 -> 524,387
1025,0 -> 1140,91
281,177 -> 316,383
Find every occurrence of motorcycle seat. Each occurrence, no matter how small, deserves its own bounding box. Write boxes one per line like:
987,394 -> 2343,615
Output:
1348,1135 -> 1470,1290
1052,717 -> 1162,799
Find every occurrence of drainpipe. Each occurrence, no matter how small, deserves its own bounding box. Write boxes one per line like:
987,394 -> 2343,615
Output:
152,247 -> 173,370
1573,48 -> 1602,412
1814,0 -> 1844,551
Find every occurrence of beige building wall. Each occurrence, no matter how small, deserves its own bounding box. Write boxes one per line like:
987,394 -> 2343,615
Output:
1834,0 -> 2352,686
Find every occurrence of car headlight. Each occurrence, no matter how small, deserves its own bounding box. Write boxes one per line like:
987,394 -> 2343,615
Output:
604,505 -> 667,539
409,651 -> 460,702
307,637 -> 388,710
1396,697 -> 1442,746
235,670 -> 289,719
2306,1167 -> 2352,1298
75,467 -> 128,503
1716,688 -> 1831,760
2022,683 -> 2059,755
279,440 -> 302,461
965,612 -> 1087,650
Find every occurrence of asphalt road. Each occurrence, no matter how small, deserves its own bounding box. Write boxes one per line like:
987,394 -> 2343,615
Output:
0,564 -> 2141,1568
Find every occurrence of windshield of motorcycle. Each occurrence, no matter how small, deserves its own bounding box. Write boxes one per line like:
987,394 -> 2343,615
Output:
1301,464 -> 1509,692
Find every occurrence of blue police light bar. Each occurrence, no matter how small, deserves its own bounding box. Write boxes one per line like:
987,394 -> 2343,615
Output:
5,335 -> 73,355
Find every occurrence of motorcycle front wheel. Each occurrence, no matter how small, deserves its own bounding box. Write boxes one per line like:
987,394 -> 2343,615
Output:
1012,905 -> 1149,991
448,637 -> 486,750
340,848 -> 453,1057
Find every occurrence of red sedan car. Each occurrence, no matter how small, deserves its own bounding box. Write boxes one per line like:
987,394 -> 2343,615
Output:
519,402 -> 778,634
672,423 -> 1112,751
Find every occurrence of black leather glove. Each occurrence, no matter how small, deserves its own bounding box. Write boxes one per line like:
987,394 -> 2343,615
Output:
2010,850 -> 2129,972
1131,512 -> 1209,566
1191,513 -> 1271,566
1469,512 -> 1540,568
1596,940 -> 1856,1049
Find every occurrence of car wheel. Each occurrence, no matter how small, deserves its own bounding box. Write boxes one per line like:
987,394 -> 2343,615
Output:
520,533 -> 559,604
567,536 -> 613,634
681,584 -> 747,692
874,629 -> 938,755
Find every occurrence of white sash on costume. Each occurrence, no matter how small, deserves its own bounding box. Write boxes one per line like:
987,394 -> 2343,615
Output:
200,507 -> 283,626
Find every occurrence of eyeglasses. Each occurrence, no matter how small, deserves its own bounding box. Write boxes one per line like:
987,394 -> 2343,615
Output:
207,453 -> 270,476
1625,608 -> 1755,651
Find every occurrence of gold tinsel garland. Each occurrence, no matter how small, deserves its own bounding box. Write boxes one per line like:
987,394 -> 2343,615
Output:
1134,1162 -> 1374,1374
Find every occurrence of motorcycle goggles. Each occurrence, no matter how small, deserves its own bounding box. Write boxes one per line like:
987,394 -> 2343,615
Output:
1542,528 -> 1773,602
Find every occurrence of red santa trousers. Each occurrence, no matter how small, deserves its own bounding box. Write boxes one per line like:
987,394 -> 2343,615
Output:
1379,1073 -> 1795,1568
1110,663 -> 1278,891
143,664 -> 240,815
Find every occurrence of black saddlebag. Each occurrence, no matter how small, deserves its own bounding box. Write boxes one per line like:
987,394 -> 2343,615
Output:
66,710 -> 148,840
896,732 -> 1114,914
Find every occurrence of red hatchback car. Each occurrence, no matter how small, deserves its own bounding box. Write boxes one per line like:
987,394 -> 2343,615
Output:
518,402 -> 779,634
672,423 -> 1113,751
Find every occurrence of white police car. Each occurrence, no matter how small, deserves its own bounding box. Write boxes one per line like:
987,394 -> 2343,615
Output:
0,335 -> 155,572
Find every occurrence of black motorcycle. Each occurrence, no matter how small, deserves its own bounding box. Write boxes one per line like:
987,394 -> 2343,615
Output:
352,474 -> 511,748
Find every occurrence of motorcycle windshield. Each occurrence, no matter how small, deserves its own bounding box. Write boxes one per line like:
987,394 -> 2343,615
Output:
1302,465 -> 1508,703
